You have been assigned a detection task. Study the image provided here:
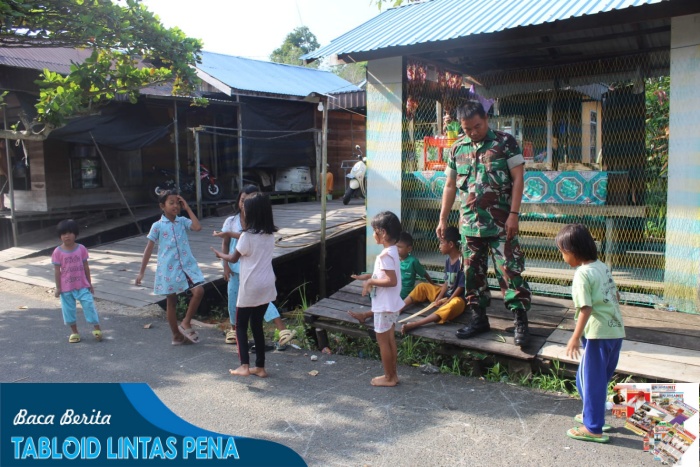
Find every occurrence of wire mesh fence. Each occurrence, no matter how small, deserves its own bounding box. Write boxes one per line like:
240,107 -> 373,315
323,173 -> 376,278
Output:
399,53 -> 687,311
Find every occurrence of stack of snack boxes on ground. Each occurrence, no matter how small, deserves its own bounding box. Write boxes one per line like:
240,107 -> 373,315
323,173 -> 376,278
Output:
613,383 -> 698,465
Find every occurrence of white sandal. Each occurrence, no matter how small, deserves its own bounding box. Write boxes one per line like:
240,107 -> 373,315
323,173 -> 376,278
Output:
278,329 -> 295,346
225,329 -> 237,345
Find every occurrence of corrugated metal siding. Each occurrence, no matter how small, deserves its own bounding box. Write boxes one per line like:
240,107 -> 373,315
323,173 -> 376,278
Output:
199,51 -> 360,98
0,47 -> 91,74
303,0 -> 665,59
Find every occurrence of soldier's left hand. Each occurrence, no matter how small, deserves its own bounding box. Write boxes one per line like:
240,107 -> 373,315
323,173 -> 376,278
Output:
505,214 -> 519,240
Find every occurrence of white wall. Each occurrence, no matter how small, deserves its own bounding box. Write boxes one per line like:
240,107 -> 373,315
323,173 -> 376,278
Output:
665,14 -> 700,313
365,57 -> 404,266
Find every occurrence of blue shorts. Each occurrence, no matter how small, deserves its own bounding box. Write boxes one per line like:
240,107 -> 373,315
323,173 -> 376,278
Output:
60,288 -> 99,326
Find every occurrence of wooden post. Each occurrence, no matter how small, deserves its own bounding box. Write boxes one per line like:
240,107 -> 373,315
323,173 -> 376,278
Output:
3,108 -> 18,247
194,129 -> 202,219
237,94 -> 243,192
319,96 -> 329,299
173,99 -> 180,190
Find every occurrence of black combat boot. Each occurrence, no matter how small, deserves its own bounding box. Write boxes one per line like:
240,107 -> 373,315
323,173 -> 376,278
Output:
513,310 -> 530,347
456,306 -> 490,339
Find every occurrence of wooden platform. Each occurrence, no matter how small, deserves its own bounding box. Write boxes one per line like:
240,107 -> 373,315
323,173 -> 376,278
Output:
0,200 -> 365,308
304,281 -> 700,382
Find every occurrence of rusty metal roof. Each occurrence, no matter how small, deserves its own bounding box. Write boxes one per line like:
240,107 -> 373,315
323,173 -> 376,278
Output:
0,47 -> 91,74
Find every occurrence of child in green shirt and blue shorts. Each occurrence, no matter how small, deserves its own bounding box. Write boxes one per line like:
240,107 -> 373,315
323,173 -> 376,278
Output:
556,224 -> 625,444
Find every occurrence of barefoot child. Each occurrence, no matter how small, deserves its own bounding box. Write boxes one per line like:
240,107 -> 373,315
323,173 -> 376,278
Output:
397,231 -> 433,300
348,211 -> 404,387
52,219 -> 102,343
212,192 -> 278,378
214,185 -> 293,350
556,224 -> 625,443
400,226 -> 465,335
136,190 -> 204,345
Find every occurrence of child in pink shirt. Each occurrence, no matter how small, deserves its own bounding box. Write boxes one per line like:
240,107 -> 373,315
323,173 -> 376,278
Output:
51,219 -> 102,344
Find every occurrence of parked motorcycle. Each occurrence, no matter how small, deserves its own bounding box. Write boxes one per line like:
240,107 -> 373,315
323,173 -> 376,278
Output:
150,163 -> 223,201
342,145 -> 366,205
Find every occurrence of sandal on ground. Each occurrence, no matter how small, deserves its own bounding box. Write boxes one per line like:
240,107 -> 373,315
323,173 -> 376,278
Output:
178,325 -> 200,344
92,330 -> 103,342
566,427 -> 609,443
274,341 -> 288,351
225,330 -> 237,344
574,414 -> 611,432
171,337 -> 192,346
278,329 -> 295,346
69,333 -> 81,344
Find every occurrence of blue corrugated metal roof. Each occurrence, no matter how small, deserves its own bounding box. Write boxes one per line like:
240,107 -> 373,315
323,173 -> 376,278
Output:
302,0 -> 665,60
198,51 -> 360,98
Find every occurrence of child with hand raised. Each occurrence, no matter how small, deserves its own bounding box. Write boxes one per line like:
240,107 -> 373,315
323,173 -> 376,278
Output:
212,192 -> 278,378
136,190 -> 204,346
348,211 -> 404,387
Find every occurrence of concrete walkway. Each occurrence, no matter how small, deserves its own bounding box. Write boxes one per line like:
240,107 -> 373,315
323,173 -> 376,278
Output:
0,279 -> 661,467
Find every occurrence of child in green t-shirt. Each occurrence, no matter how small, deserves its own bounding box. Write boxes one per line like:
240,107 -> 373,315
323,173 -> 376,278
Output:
556,224 -> 625,445
396,232 -> 433,299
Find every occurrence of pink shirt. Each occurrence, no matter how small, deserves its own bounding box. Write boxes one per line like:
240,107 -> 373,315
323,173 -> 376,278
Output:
51,244 -> 91,293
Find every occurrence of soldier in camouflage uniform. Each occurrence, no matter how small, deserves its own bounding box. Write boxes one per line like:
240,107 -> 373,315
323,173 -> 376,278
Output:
436,100 -> 532,346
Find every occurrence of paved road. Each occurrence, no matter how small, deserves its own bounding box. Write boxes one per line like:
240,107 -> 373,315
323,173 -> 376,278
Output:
0,281 -> 658,466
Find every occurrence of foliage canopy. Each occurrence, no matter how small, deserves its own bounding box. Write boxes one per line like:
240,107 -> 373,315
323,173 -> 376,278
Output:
270,26 -> 319,69
0,0 -> 203,137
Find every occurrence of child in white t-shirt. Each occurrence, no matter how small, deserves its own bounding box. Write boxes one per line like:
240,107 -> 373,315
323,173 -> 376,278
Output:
212,192 -> 278,378
348,211 -> 404,387
556,224 -> 625,444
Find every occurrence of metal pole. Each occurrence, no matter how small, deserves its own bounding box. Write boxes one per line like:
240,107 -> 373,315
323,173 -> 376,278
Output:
173,99 -> 180,190
90,134 -> 142,234
194,128 -> 202,219
236,94 -> 243,192
3,108 -> 18,247
319,96 -> 329,299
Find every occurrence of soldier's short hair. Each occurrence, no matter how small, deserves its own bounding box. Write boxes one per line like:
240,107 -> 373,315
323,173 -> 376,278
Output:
456,100 -> 487,120
555,224 -> 598,261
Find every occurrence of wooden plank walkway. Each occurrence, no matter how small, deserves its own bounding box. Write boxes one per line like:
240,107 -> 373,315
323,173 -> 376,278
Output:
0,200 -> 365,308
0,206 -> 162,264
304,281 -> 700,382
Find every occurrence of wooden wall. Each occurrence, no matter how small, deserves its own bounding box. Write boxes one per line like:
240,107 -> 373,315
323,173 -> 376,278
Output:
327,110 -> 366,196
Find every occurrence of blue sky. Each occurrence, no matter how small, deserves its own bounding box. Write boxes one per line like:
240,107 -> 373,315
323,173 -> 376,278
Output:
142,0 -> 384,62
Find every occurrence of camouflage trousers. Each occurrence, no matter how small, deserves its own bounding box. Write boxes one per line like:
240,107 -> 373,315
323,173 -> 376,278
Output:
462,234 -> 531,313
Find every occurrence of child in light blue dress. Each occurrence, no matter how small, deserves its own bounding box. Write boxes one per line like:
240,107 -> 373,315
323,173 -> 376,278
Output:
136,190 -> 205,345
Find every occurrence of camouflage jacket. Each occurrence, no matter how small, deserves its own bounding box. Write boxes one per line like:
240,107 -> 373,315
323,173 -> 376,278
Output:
446,128 -> 524,237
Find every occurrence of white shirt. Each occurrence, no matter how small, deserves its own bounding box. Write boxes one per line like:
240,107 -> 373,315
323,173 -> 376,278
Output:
236,232 -> 277,307
371,245 -> 404,313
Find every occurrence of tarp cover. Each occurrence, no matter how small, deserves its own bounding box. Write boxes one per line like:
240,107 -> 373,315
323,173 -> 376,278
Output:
241,97 -> 315,168
49,103 -> 170,151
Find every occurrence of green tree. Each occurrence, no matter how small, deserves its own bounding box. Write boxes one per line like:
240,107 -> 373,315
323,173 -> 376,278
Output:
330,62 -> 367,85
0,0 -> 203,139
644,76 -> 670,238
270,26 -> 319,68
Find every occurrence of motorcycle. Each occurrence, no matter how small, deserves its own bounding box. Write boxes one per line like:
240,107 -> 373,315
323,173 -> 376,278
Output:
342,145 -> 366,205
150,163 -> 223,201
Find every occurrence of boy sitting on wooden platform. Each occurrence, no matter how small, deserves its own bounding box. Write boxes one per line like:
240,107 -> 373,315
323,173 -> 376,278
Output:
397,231 -> 434,299
400,226 -> 466,334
